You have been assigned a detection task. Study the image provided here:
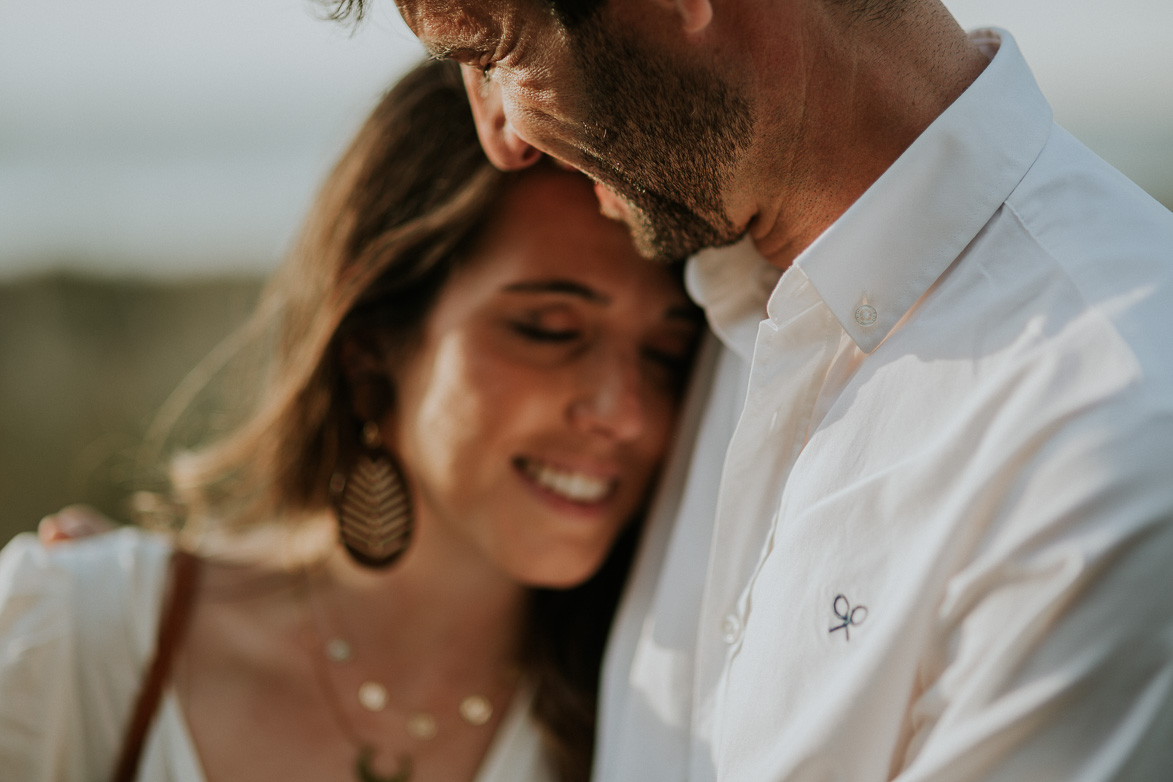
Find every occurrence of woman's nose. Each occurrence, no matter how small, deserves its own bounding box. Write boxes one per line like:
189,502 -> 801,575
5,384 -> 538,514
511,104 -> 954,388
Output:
570,351 -> 647,442
461,66 -> 541,171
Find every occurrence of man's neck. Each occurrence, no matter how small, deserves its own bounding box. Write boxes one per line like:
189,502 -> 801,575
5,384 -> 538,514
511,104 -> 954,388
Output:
736,0 -> 989,270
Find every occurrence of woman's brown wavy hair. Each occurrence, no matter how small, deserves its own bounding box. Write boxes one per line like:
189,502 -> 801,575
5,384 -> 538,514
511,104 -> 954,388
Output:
161,57 -> 636,782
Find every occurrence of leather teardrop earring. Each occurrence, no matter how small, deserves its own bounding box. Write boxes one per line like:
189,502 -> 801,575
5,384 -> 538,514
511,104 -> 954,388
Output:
332,420 -> 413,568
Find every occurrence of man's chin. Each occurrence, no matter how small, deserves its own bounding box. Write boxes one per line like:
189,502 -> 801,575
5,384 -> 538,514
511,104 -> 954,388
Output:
591,179 -> 744,262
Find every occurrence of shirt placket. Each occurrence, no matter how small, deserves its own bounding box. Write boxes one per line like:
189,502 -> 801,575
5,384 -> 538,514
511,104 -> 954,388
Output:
690,271 -> 843,780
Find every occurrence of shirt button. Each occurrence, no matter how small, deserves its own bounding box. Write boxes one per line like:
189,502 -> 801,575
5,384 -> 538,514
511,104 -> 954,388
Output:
854,304 -> 878,327
721,613 -> 743,645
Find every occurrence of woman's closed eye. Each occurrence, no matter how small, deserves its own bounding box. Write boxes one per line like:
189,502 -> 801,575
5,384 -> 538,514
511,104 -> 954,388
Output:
643,346 -> 691,374
641,345 -> 695,393
641,319 -> 702,390
506,302 -> 586,345
510,322 -> 580,343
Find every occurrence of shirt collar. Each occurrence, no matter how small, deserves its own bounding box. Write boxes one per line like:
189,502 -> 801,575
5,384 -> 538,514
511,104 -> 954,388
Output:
689,29 -> 1054,356
686,235 -> 780,362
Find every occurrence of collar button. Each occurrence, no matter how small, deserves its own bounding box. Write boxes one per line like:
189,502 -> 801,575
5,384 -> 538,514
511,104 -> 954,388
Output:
854,304 -> 878,327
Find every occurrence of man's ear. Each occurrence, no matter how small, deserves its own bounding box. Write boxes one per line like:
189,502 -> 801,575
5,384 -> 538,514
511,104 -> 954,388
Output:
461,65 -> 542,171
651,0 -> 713,34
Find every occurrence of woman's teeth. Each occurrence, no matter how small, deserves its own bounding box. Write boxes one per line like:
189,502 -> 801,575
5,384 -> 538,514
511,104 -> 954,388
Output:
522,460 -> 613,503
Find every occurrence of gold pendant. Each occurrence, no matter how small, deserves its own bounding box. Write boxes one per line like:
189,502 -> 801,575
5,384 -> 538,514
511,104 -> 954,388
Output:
355,746 -> 412,782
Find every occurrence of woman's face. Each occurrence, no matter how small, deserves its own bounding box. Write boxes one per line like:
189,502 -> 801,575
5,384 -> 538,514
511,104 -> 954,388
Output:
386,168 -> 700,588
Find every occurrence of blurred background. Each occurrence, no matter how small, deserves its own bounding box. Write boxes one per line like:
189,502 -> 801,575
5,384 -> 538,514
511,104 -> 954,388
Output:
2,0 -> 1171,544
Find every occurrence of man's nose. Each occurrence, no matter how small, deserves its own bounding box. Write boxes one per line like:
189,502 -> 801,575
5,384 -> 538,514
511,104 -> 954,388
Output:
461,66 -> 541,171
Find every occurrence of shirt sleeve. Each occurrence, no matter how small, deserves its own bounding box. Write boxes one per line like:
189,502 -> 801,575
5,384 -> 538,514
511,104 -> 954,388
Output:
897,397 -> 1173,781
0,533 -> 84,781
0,529 -> 171,782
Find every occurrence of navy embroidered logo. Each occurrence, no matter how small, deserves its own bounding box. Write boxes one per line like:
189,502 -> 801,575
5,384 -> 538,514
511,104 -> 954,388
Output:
829,594 -> 867,640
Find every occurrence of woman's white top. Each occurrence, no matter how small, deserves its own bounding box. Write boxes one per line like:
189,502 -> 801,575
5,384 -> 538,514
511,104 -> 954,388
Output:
0,528 -> 554,782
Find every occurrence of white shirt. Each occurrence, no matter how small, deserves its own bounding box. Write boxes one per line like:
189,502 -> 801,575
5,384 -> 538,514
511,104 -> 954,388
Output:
0,528 -> 553,782
596,29 -> 1173,782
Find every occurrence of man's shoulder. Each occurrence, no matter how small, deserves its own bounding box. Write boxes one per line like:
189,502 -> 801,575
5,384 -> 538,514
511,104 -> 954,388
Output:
1005,124 -> 1173,275
925,126 -> 1173,394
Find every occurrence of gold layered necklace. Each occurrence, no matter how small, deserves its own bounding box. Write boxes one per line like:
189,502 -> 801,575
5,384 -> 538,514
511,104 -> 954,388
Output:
300,566 -> 509,782
326,635 -> 497,737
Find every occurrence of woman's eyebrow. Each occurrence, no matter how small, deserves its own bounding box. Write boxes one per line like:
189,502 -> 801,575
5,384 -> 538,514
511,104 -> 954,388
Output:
502,279 -> 608,302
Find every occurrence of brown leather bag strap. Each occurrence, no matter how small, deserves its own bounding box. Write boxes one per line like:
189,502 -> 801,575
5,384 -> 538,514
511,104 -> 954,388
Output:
111,548 -> 201,782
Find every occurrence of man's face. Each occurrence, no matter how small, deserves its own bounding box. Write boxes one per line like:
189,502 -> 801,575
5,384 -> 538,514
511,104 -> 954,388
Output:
397,0 -> 754,261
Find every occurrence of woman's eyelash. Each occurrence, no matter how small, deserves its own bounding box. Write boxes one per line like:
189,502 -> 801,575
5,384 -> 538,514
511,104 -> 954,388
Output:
511,322 -> 579,343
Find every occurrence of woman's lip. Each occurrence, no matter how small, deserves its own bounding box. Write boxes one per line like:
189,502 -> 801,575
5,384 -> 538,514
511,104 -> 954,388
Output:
513,456 -> 618,509
513,455 -> 619,481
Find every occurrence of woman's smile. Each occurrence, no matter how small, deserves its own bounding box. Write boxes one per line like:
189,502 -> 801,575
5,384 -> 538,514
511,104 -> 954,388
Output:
515,456 -> 618,507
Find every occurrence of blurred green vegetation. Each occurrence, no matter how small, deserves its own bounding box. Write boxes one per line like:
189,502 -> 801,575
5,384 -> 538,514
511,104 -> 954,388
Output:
0,274 -> 263,545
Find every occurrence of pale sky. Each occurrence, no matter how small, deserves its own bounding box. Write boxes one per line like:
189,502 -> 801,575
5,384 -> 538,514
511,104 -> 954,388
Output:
1,0 -> 1170,278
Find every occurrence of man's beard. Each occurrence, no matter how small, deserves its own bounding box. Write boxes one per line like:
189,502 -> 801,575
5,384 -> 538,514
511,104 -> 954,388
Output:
569,18 -> 754,262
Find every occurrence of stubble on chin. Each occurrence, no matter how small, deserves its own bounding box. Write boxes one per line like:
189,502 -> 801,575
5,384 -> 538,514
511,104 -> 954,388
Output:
566,16 -> 754,262
622,186 -> 744,263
